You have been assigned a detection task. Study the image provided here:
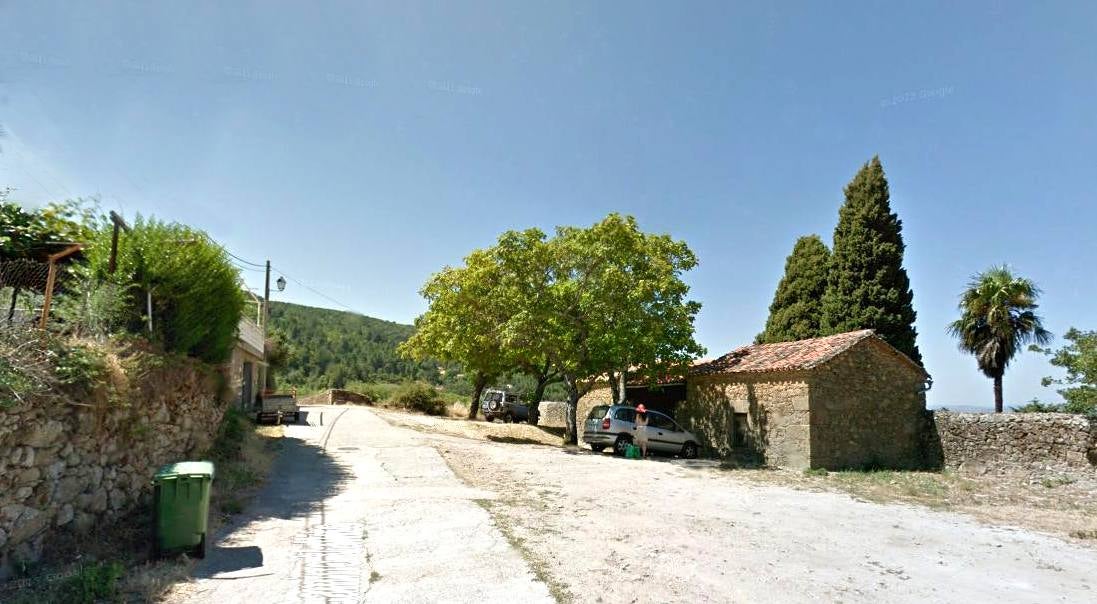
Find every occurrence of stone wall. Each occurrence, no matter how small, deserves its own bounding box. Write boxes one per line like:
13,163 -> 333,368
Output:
929,411 -> 1097,472
576,387 -> 614,440
0,354 -> 224,577
683,371 -> 811,466
808,339 -> 927,470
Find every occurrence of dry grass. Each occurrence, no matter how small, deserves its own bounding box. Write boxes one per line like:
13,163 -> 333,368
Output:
3,414 -> 284,603
372,408 -> 565,446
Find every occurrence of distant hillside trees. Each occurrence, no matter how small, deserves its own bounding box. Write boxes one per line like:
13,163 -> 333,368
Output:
269,301 -> 447,390
757,235 -> 830,344
821,156 -> 921,363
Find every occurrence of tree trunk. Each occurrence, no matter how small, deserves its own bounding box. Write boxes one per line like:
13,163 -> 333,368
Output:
532,378 -> 549,405
617,370 -> 627,404
468,372 -> 489,420
608,371 -> 621,405
563,375 -> 580,445
7,287 -> 19,324
993,374 -> 1004,413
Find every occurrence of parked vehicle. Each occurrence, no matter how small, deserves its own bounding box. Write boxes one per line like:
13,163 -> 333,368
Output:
255,392 -> 300,424
583,404 -> 700,458
481,389 -> 539,424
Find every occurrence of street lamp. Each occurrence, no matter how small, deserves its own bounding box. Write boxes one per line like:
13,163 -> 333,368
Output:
276,276 -> 286,292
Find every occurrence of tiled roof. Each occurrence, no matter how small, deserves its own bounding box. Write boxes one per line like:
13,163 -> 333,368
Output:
691,329 -> 898,375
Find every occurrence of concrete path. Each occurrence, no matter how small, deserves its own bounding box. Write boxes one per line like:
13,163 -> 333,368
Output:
165,406 -> 553,604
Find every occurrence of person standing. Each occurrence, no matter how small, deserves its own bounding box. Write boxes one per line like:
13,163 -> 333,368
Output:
634,403 -> 650,459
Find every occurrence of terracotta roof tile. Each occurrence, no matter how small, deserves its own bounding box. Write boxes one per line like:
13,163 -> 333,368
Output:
691,329 -> 880,375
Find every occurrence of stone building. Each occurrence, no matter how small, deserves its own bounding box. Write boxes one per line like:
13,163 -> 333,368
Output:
681,329 -> 930,469
226,317 -> 265,409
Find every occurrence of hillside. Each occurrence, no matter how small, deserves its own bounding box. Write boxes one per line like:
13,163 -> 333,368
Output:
268,301 -> 445,390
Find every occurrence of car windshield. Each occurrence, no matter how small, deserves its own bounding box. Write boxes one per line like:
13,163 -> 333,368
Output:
587,405 -> 610,420
485,392 -> 503,403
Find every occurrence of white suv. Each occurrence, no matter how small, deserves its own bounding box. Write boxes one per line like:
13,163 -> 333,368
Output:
582,404 -> 700,458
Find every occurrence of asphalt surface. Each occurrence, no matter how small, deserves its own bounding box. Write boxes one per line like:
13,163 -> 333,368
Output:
165,406 -> 553,604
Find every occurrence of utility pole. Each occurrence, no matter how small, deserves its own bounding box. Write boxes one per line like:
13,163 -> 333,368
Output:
261,260 -> 271,394
107,211 -> 131,274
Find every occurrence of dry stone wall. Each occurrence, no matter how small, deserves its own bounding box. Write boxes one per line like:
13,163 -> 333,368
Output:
930,411 -> 1097,472
0,356 -> 224,577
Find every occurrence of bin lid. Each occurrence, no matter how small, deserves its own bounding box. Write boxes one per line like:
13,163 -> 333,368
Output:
154,461 -> 215,480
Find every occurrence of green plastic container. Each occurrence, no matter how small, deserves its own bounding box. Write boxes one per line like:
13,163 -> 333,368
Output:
152,461 -> 215,559
625,444 -> 642,459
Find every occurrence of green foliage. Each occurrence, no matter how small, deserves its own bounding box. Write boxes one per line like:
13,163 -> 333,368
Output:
820,157 -> 921,363
0,195 -> 97,261
948,265 -> 1051,412
391,381 -> 448,415
757,235 -> 830,344
85,217 -> 245,363
1031,328 -> 1097,415
55,561 -> 125,604
52,343 -> 108,392
1011,398 -> 1063,413
209,407 -> 249,462
270,301 -> 445,390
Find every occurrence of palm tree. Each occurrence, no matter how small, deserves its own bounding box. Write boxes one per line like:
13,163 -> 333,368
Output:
948,266 -> 1051,412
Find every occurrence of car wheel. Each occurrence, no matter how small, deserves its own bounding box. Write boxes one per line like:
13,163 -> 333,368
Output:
682,441 -> 699,459
503,412 -> 514,423
613,434 -> 632,456
590,445 -> 606,453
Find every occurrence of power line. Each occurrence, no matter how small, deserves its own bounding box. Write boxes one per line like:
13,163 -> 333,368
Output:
225,249 -> 266,268
271,266 -> 360,315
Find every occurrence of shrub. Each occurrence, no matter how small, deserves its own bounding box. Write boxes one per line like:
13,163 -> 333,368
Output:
391,381 -> 447,415
209,407 -> 248,462
55,561 -> 125,604
85,217 -> 245,364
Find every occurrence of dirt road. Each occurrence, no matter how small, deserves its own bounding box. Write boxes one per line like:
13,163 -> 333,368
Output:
168,406 -> 1095,603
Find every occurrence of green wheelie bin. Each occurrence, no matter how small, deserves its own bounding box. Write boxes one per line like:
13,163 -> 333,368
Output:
152,461 -> 215,559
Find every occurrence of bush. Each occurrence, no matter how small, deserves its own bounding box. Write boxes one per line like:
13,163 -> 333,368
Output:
209,407 -> 249,462
55,561 -> 124,604
85,217 -> 245,364
391,381 -> 447,415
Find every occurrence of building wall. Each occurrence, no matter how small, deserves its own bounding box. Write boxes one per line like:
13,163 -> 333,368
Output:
226,346 -> 264,410
807,340 -> 927,470
682,372 -> 811,467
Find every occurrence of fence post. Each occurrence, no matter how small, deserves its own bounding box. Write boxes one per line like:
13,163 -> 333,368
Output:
37,261 -> 58,329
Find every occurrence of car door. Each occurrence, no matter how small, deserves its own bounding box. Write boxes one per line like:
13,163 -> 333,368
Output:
646,412 -> 683,453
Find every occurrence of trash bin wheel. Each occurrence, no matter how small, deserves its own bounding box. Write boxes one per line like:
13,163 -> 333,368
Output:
194,532 -> 208,559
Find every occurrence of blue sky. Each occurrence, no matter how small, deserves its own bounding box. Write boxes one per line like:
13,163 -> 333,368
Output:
2,1 -> 1094,408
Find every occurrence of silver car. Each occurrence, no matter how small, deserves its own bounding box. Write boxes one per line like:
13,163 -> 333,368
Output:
582,404 -> 700,458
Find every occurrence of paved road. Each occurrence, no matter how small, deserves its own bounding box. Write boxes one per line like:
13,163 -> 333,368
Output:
166,406 -> 553,604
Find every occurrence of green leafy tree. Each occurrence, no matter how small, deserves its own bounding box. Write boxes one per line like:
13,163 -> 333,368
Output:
399,247 -> 512,418
545,214 -> 705,443
947,266 -> 1051,413
1031,328 -> 1097,415
86,217 -> 245,363
757,235 -> 830,344
821,156 -> 921,363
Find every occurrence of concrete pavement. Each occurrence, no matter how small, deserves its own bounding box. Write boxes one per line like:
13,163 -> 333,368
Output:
166,406 -> 553,604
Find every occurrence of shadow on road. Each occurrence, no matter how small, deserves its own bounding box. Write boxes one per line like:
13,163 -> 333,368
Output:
194,546 -> 264,578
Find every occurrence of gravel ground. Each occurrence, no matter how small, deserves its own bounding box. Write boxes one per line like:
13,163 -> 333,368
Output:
413,420 -> 1097,603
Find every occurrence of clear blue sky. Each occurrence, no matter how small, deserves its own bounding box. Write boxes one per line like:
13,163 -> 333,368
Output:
2,2 -> 1094,408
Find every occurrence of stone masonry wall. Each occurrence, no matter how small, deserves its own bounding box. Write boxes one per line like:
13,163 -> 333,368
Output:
682,372 -> 811,467
0,355 -> 224,576
808,339 -> 927,470
930,411 -> 1097,472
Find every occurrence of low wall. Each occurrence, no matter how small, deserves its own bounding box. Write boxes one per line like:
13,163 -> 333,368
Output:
298,389 -> 375,406
0,354 -> 224,577
929,411 -> 1097,472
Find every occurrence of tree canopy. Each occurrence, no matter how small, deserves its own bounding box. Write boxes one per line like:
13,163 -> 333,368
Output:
1032,327 -> 1096,416
757,235 -> 830,344
401,213 -> 705,440
947,266 -> 1051,412
821,156 -> 921,363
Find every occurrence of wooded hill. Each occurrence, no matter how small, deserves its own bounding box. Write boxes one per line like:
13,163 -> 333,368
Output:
268,301 -> 446,390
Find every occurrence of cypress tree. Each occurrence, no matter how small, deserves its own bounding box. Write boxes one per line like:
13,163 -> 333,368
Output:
821,156 -> 921,363
757,235 -> 830,344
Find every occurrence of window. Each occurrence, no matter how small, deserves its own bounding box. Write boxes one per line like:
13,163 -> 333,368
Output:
648,413 -> 676,431
732,413 -> 748,447
614,408 -> 636,422
587,405 -> 610,420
